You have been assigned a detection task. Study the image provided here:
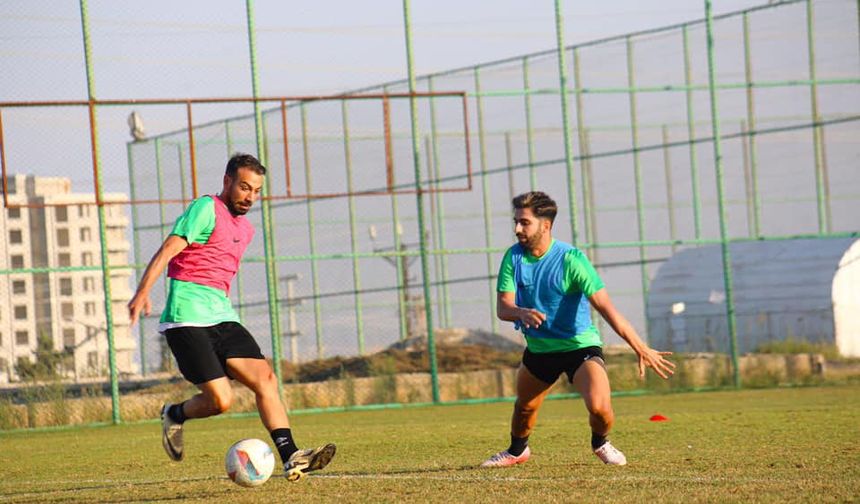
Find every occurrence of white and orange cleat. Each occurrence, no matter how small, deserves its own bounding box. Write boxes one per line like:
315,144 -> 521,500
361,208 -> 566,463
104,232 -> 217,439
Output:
480,446 -> 531,468
593,441 -> 627,466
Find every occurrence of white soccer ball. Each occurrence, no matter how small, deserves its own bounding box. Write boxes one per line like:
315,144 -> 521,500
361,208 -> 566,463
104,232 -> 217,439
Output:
225,438 -> 276,487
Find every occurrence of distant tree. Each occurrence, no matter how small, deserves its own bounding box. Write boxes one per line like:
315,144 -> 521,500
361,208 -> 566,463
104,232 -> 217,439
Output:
15,332 -> 65,381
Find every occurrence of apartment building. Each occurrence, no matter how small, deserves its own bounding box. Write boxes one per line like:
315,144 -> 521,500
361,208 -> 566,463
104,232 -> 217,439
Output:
1,174 -> 137,383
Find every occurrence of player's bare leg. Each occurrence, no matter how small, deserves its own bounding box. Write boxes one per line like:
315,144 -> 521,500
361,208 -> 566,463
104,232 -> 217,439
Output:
511,364 -> 554,437
186,378 -> 235,417
572,359 -> 626,465
161,377 -> 234,461
482,364 -> 553,467
228,357 -> 336,481
227,358 -> 288,430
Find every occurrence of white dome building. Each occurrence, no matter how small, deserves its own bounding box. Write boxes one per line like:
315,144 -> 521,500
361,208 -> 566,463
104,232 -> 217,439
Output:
646,238 -> 860,357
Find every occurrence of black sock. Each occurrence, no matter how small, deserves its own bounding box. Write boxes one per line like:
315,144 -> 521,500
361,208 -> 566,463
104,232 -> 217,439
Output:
271,428 -> 298,464
167,402 -> 187,424
591,432 -> 607,450
507,435 -> 529,456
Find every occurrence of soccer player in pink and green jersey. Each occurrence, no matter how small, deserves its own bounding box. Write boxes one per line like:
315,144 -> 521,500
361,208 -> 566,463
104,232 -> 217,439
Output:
128,153 -> 335,481
481,191 -> 675,468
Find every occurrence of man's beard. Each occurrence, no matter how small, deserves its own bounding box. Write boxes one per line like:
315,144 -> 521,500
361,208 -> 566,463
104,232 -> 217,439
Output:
227,200 -> 250,216
518,228 -> 544,250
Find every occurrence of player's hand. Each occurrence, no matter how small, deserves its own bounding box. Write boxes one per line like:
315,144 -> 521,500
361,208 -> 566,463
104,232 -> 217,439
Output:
127,293 -> 151,327
638,348 -> 675,379
517,307 -> 546,329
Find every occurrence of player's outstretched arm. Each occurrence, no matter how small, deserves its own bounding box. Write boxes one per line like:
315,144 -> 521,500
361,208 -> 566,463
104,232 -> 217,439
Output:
128,235 -> 189,326
587,288 -> 675,379
497,292 -> 546,329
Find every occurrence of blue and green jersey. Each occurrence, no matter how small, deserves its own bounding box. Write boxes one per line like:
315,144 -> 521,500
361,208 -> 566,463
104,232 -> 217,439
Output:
497,239 -> 604,353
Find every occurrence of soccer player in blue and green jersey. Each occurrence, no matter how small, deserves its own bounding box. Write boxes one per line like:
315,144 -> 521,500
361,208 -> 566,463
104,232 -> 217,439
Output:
481,192 -> 675,467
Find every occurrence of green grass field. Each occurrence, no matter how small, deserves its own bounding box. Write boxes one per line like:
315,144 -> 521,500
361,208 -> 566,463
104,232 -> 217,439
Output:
1,384 -> 858,503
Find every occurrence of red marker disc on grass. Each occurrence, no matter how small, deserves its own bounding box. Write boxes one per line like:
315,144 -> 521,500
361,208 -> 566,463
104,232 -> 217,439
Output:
649,414 -> 669,422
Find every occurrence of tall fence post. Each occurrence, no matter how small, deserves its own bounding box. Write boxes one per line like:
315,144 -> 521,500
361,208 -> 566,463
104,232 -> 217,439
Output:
299,104 -> 325,359
742,12 -> 762,237
573,47 -> 596,258
245,0 -> 284,390
126,143 -> 146,376
554,0 -> 580,243
79,0 -> 120,424
341,101 -> 366,354
806,0 -> 831,233
705,0 -> 741,387
473,67 -> 499,334
402,0 -> 439,403
661,125 -> 678,253
626,35 -> 650,327
427,77 -> 452,328
522,56 -> 539,190
682,24 -> 703,240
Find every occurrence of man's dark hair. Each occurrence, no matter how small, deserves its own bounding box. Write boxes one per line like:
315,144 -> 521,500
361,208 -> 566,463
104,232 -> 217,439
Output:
512,191 -> 558,224
225,153 -> 267,177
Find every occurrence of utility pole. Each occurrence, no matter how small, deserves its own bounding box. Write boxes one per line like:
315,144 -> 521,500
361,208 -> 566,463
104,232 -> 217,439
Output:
369,224 -> 425,340
280,274 -> 302,366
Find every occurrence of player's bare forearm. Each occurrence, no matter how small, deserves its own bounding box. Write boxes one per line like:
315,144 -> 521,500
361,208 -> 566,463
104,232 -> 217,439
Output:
133,235 -> 187,296
497,291 -> 545,329
128,235 -> 188,325
496,292 -> 520,322
588,288 -> 675,379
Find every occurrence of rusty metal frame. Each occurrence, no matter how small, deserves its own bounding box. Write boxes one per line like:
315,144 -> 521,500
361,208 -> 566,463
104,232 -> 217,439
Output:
0,91 -> 472,207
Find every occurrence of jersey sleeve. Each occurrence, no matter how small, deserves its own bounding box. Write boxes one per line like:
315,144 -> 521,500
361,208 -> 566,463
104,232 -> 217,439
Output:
169,197 -> 215,245
563,248 -> 605,297
496,248 -> 516,292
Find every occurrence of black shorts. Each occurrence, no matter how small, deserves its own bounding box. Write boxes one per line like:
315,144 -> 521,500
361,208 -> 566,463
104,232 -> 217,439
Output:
522,346 -> 605,385
164,322 -> 265,385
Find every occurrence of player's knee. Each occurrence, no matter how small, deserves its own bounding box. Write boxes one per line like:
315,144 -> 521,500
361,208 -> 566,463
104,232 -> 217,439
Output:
250,369 -> 278,396
207,390 -> 233,414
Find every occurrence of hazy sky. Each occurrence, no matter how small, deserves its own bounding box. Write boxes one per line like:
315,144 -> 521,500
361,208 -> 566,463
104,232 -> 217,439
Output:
8,0 -> 850,361
0,0 -> 769,192
1,1 -> 770,97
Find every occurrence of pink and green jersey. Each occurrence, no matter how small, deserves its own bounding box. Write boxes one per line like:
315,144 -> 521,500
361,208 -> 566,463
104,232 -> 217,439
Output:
158,195 -> 255,332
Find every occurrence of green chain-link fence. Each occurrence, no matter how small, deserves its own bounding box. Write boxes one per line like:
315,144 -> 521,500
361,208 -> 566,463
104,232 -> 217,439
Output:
1,0 -> 858,429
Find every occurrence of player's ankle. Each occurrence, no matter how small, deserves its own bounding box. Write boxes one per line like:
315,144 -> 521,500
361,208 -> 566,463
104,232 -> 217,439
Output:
591,432 -> 607,450
507,434 -> 529,456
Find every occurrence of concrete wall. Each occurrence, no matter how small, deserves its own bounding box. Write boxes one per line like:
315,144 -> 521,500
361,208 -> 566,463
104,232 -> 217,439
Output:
0,353 -> 828,429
